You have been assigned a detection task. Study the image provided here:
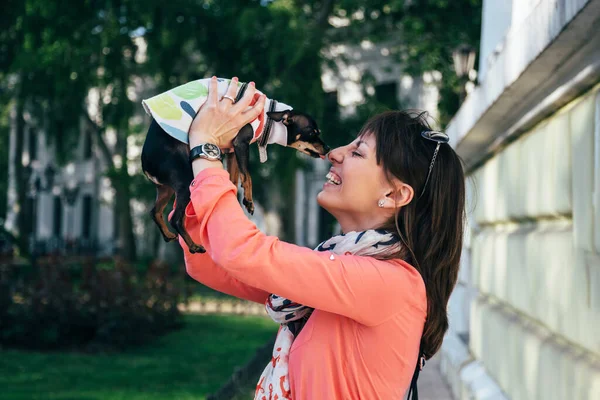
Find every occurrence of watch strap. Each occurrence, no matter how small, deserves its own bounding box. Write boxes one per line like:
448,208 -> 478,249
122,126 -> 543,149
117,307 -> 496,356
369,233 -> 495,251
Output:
189,143 -> 223,163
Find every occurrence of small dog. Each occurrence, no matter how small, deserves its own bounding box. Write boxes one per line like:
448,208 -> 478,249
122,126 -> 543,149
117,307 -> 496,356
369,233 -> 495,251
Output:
141,78 -> 330,254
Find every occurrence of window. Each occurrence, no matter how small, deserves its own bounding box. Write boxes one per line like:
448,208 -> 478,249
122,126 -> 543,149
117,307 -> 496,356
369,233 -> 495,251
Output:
83,130 -> 93,159
53,196 -> 63,237
28,128 -> 37,162
375,82 -> 398,110
324,90 -> 339,120
82,195 -> 93,238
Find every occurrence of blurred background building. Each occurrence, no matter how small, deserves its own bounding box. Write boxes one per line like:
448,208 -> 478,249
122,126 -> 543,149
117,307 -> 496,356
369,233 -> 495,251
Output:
440,0 -> 600,399
6,113 -> 116,257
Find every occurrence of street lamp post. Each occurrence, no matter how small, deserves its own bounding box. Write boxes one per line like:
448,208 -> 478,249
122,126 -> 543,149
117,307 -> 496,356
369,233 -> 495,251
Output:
452,44 -> 476,102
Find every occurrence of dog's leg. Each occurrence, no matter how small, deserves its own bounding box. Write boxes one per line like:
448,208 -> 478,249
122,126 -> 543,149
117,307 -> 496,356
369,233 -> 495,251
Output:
226,153 -> 240,187
151,184 -> 178,242
170,185 -> 206,254
233,124 -> 255,215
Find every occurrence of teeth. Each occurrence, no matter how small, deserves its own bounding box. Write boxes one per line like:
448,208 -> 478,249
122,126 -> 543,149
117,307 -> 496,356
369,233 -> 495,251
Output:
326,172 -> 341,185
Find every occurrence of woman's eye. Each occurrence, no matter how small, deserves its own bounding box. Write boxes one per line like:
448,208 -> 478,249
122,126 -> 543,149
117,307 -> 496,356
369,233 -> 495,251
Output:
351,151 -> 362,157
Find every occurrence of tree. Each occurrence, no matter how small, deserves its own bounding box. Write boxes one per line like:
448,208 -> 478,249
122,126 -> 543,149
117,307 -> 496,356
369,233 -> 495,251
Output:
1,0 -> 149,260
0,0 -> 92,254
1,0 -> 482,259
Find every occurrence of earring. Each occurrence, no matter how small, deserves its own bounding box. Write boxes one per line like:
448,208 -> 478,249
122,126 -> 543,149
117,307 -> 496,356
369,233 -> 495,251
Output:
378,200 -> 385,208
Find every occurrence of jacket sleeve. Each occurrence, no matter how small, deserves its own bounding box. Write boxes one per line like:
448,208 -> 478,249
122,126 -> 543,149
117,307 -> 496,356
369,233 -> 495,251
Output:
172,206 -> 270,304
184,168 -> 426,326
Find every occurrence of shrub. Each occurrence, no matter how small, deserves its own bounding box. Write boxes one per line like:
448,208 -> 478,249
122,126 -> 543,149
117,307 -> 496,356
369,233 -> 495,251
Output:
0,257 -> 186,351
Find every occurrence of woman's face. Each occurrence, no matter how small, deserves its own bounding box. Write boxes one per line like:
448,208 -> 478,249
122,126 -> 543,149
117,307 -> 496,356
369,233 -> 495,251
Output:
317,133 -> 413,233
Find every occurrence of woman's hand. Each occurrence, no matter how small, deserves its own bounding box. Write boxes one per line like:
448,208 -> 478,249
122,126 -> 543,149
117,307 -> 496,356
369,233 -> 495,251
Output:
188,76 -> 266,150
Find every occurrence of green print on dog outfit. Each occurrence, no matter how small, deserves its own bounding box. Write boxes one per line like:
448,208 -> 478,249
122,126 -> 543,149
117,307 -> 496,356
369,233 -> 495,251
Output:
142,78 -> 291,162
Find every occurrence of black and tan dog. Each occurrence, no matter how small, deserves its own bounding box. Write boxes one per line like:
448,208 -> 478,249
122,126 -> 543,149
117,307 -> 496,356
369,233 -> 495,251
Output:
141,79 -> 329,254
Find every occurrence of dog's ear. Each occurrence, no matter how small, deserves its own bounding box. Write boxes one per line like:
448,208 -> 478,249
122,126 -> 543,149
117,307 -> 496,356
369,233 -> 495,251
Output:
267,110 -> 294,126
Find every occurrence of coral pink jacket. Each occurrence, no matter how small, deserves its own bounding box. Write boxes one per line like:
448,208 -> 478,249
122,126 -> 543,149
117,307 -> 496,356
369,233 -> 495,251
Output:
179,168 -> 427,399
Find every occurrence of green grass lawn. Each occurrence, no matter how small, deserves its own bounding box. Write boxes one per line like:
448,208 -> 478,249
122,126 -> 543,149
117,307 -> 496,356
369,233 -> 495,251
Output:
0,314 -> 277,400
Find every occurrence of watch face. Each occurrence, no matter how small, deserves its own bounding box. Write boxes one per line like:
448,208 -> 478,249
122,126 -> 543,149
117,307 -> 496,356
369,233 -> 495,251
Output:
203,143 -> 220,158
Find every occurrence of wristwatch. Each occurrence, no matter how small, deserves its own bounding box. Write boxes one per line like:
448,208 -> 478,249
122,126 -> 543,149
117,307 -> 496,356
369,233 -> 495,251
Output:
189,143 -> 223,163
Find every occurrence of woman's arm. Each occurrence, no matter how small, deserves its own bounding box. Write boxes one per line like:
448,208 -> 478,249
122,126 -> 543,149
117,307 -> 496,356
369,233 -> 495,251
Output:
172,208 -> 270,304
184,168 -> 427,327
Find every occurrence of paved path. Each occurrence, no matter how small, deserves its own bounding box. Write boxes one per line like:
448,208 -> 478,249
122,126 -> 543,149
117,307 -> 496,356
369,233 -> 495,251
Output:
417,354 -> 453,399
179,299 -> 266,316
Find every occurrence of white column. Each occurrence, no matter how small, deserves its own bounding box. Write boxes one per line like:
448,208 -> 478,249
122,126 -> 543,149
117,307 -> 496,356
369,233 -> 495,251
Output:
5,104 -> 18,232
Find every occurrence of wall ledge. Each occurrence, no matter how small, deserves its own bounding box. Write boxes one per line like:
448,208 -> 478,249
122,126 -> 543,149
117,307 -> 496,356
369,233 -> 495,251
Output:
447,0 -> 600,170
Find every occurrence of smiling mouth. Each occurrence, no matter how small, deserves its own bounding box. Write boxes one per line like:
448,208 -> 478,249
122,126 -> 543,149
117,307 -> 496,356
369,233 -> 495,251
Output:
325,172 -> 341,185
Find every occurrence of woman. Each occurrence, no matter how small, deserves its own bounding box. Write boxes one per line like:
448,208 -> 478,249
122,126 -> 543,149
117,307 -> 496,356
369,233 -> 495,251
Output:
180,76 -> 465,399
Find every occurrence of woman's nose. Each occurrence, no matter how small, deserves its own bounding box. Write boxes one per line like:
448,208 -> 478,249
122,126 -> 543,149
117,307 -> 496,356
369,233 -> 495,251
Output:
327,147 -> 342,164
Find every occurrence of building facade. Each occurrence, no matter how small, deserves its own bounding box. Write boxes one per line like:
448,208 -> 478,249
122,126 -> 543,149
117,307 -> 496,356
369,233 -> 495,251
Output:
440,0 -> 600,399
5,112 -> 117,257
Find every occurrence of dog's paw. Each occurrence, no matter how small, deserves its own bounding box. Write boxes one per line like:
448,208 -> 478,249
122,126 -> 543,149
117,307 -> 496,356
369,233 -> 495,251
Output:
243,199 -> 254,215
189,243 -> 206,254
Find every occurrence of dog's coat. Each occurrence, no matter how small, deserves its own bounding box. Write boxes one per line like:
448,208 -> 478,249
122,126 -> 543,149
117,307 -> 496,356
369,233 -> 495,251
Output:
142,78 -> 291,162
140,77 -> 329,254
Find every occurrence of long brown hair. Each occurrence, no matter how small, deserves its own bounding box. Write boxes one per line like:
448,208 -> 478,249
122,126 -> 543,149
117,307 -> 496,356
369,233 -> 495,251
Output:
359,110 -> 465,360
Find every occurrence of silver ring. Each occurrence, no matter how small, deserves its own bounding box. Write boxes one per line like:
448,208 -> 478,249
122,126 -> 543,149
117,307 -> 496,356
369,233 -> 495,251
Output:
222,95 -> 235,103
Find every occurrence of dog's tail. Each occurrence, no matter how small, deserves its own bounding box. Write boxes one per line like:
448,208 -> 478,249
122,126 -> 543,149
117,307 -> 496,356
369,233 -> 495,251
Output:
225,153 -> 240,187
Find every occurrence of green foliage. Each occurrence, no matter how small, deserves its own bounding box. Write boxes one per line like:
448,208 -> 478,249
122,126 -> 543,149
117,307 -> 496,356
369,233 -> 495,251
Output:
0,258 -> 185,351
0,314 -> 276,400
398,0 -> 482,125
1,0 -> 98,162
324,0 -> 482,126
0,0 -> 482,248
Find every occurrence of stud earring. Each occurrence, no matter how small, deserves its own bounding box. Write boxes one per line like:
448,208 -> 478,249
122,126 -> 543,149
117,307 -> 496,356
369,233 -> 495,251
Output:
378,200 -> 385,208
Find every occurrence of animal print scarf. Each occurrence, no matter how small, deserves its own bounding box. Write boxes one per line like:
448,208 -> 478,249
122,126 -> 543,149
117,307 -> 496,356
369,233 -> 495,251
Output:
254,229 -> 402,400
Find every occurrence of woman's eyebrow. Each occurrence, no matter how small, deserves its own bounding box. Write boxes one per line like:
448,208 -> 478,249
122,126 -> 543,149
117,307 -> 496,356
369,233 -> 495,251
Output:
356,140 -> 369,149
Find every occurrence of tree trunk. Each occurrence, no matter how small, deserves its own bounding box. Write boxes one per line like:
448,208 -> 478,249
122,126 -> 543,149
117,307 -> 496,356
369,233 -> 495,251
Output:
84,121 -> 137,262
84,85 -> 137,262
113,172 -> 137,262
113,117 -> 137,262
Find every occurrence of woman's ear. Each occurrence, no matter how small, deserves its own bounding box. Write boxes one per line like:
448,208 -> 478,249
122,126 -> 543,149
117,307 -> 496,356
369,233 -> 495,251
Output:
382,182 -> 414,209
